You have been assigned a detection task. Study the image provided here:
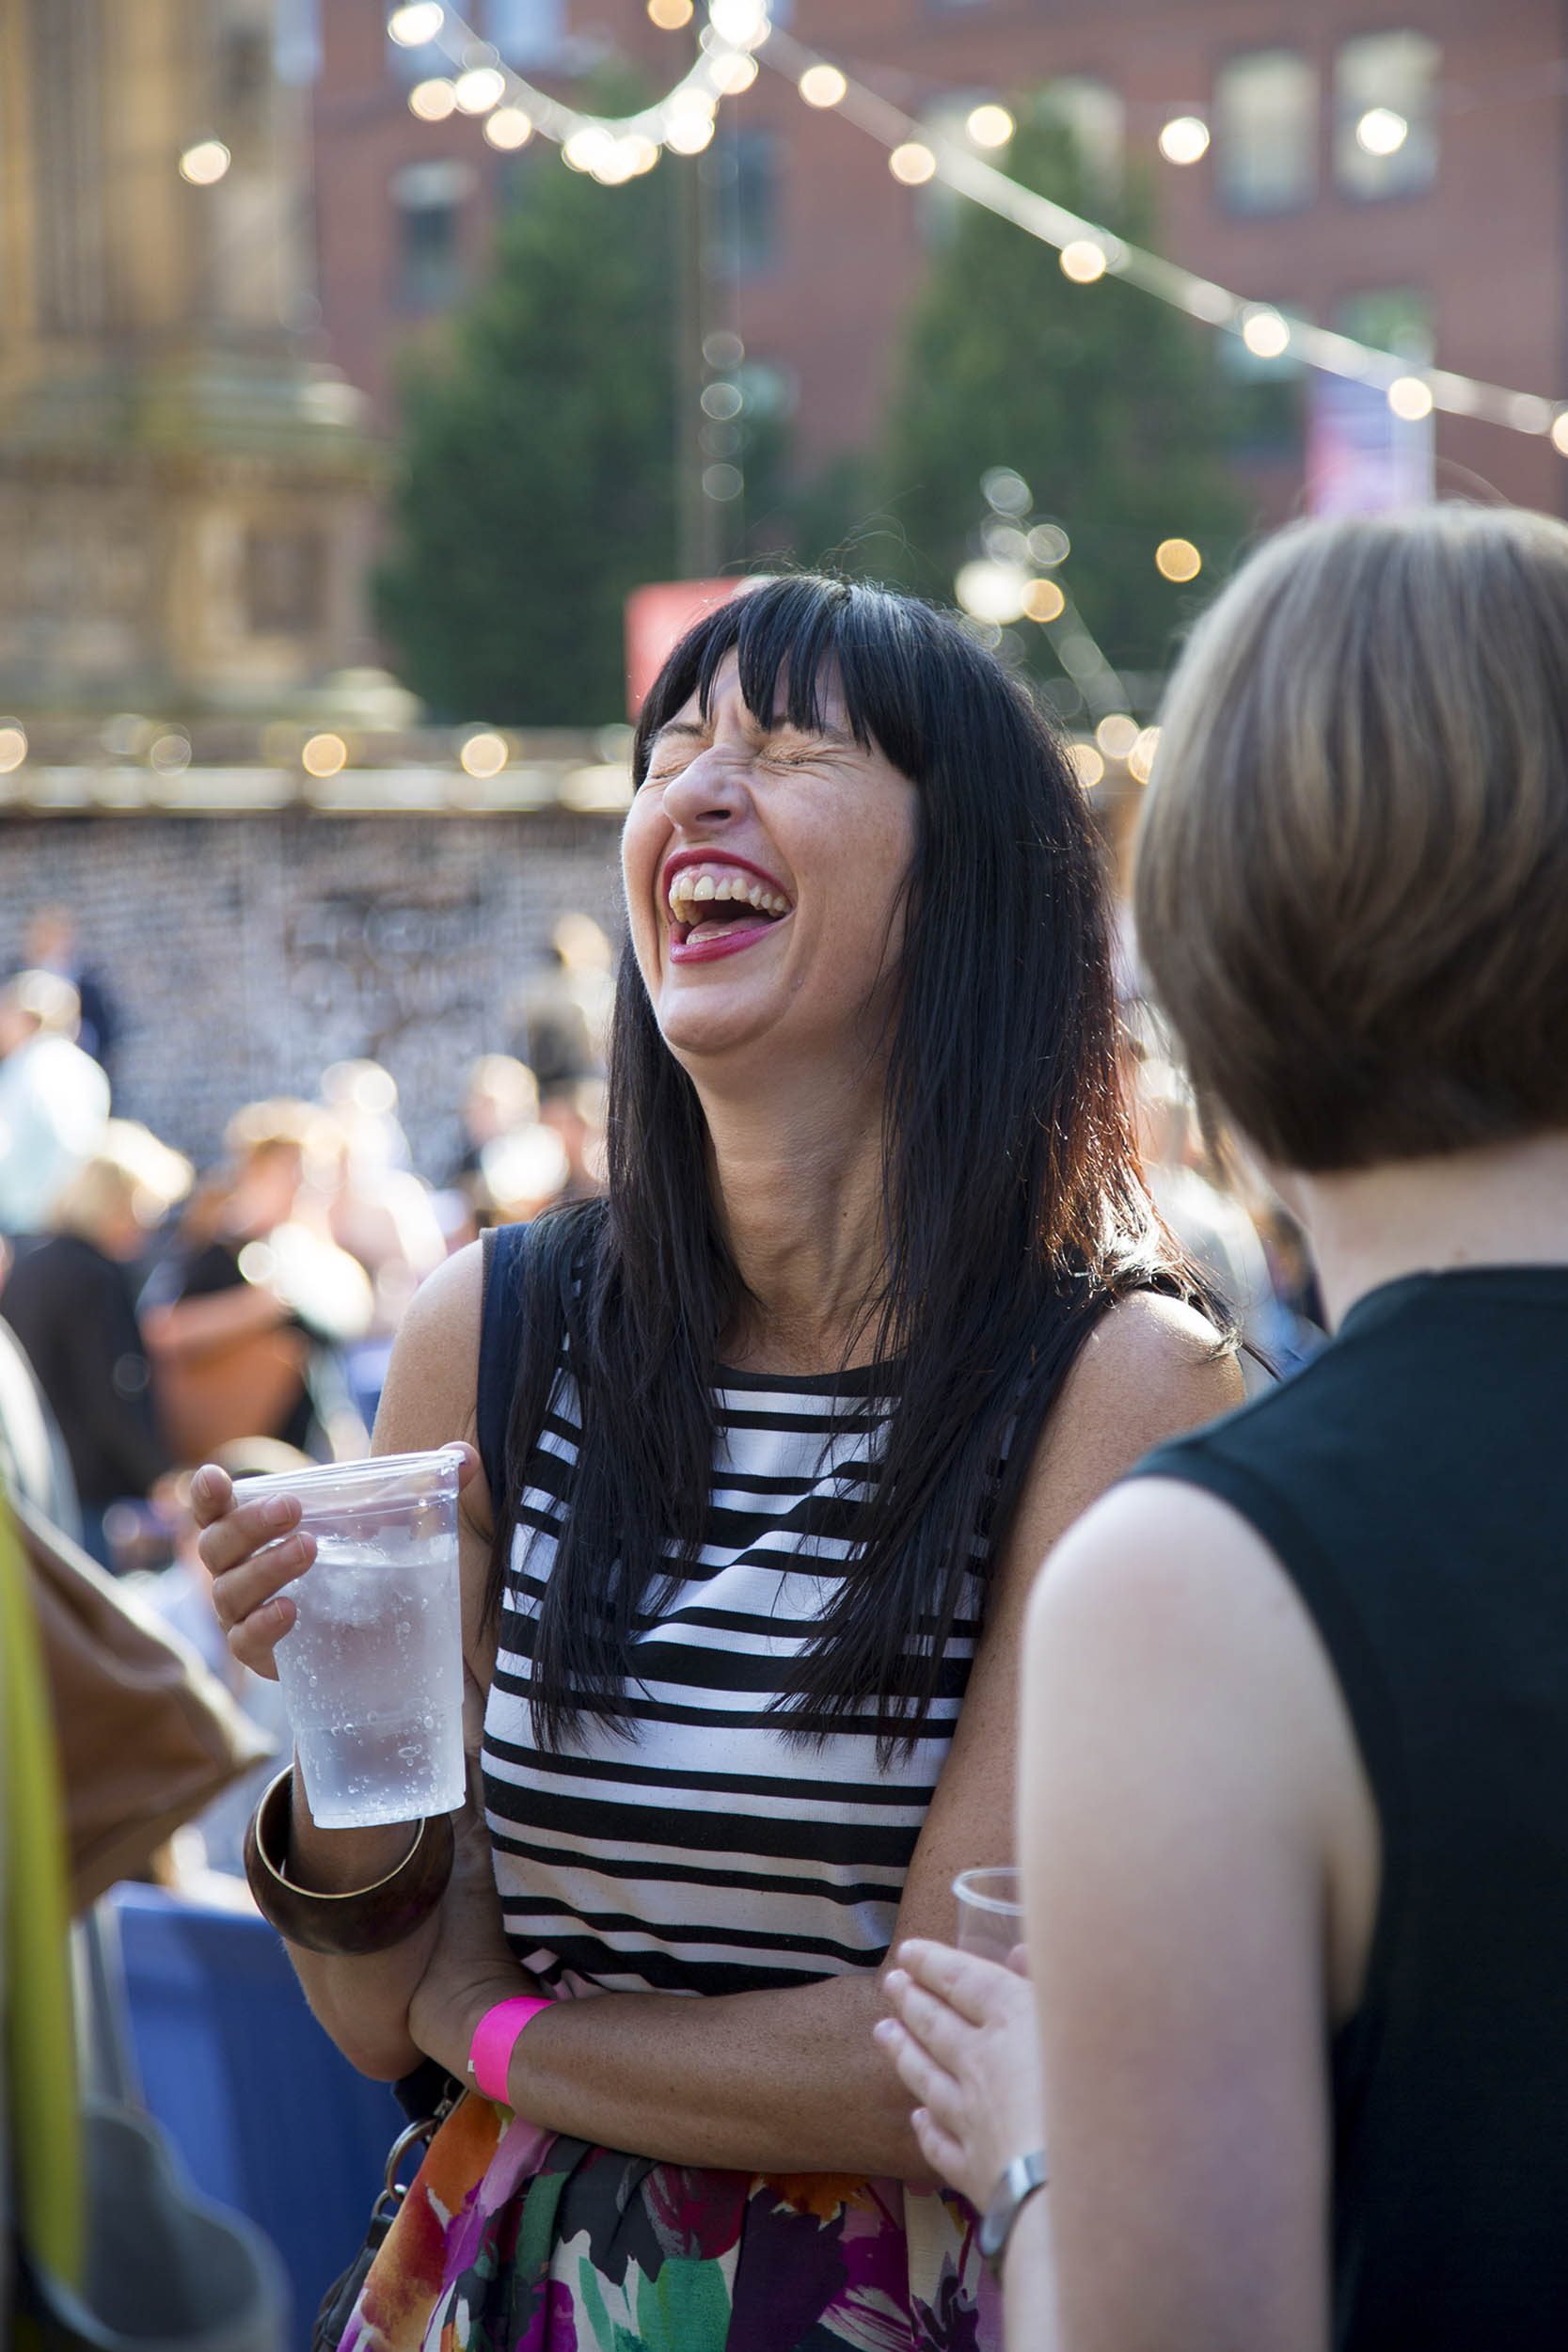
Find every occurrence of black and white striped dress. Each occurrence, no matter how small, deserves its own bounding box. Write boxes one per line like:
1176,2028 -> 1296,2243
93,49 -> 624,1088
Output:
480,1291 -> 989,2000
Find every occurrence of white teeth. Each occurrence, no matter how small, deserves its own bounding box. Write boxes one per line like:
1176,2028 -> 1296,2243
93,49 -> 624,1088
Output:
667,867 -> 793,921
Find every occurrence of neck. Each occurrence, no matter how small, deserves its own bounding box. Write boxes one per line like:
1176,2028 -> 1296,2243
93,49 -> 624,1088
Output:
1287,1130 -> 1568,1330
693,1058 -> 891,1375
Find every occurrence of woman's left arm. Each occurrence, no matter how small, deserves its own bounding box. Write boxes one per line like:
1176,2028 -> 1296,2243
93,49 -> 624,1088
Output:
409,1293 -> 1243,2177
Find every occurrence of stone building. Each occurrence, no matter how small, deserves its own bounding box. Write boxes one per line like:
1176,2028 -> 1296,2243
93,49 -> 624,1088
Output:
0,0 -> 377,710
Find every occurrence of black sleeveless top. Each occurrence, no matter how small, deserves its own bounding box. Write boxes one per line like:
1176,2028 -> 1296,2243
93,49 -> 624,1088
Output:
1132,1265 -> 1568,2350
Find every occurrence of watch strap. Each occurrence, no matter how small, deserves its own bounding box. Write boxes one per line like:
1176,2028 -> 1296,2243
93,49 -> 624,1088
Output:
978,2147 -> 1050,2282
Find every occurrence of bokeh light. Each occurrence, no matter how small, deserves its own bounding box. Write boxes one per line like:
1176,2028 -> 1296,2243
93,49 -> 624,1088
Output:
459,731 -> 509,779
889,142 -> 937,186
708,0 -> 769,44
0,723 -> 27,773
484,106 -> 532,150
665,109 -> 715,153
1021,579 -> 1066,624
703,463 -> 744,501
301,733 -> 349,779
955,561 -> 1028,626
179,139 -> 231,186
563,125 -> 616,173
799,64 -> 847,108
1158,115 -> 1210,165
709,51 -> 759,95
647,0 -> 693,24
1027,521 -> 1070,565
981,467 -> 1031,515
1068,742 -> 1105,790
1241,307 -> 1291,359
1552,411 -> 1568,457
1155,537 -> 1202,582
1059,240 -> 1107,284
701,381 -> 744,420
1096,713 -> 1140,760
1356,106 -> 1409,156
388,3 -> 445,43
1128,727 -> 1162,785
453,66 -> 506,114
1387,375 -> 1433,421
966,104 -> 1014,150
408,78 -> 457,120
149,730 -> 193,774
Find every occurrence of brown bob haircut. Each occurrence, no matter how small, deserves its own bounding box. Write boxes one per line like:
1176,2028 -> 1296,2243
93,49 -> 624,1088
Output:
1133,504 -> 1568,1173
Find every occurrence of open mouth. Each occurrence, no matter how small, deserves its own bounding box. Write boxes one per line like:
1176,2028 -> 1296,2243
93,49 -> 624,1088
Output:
666,861 -> 793,951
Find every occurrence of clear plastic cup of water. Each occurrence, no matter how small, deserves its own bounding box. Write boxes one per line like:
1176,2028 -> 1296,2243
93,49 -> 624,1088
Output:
234,1446 -> 467,1830
953,1866 -> 1027,1964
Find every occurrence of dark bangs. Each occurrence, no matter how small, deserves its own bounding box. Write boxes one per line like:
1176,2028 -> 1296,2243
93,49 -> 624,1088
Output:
634,575 -> 958,798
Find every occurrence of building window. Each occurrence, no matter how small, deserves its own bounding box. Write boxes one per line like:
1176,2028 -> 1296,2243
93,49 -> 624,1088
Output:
1214,49 -> 1318,215
392,159 -> 475,310
483,0 -> 565,66
245,529 -> 325,636
1334,32 -> 1439,199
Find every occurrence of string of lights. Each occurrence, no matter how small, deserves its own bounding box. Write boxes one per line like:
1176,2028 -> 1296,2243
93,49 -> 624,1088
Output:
385,4 -> 1568,453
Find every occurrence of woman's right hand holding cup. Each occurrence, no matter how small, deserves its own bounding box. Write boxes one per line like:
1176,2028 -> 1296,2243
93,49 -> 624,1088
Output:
192,1460 -> 315,1680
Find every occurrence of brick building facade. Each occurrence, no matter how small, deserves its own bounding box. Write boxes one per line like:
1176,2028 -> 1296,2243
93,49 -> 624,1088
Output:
0,807 -> 622,1176
310,0 -> 1568,521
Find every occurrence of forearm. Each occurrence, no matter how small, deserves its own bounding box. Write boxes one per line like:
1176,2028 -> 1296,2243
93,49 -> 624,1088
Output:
1003,2193 -> 1060,2351
434,1967 -> 936,2181
142,1284 -> 288,1361
278,1779 -> 445,2080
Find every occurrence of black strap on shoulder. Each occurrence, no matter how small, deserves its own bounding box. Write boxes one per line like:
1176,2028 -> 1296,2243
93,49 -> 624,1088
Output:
476,1220 -> 531,1502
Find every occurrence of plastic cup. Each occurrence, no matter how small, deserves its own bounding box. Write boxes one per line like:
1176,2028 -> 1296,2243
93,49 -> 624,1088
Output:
234,1446 -> 467,1830
953,1866 -> 1026,1964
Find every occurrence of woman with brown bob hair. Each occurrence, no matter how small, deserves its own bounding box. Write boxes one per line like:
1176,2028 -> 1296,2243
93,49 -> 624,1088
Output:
880,504 -> 1568,2349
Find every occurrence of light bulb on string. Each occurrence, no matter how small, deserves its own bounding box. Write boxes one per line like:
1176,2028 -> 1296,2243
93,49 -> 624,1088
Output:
1387,376 -> 1433,421
562,124 -> 616,173
665,104 -> 716,153
799,63 -> 847,107
408,77 -> 456,119
1241,306 -> 1291,359
388,2 -> 445,43
1059,240 -> 1107,284
484,105 -> 532,149
453,64 -> 505,112
1021,579 -> 1066,624
709,50 -> 758,95
1552,412 -> 1568,457
647,0 -> 692,23
707,0 -> 769,47
1155,538 -> 1202,582
889,142 -> 937,185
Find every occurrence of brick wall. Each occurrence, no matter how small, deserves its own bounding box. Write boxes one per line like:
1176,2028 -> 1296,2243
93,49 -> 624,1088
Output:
0,810 -> 624,1179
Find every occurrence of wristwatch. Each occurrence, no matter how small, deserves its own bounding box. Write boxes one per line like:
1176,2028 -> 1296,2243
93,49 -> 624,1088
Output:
978,2148 -> 1049,2284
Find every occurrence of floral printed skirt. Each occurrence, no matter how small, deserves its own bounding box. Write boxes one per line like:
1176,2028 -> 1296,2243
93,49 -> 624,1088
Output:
340,2095 -> 1001,2352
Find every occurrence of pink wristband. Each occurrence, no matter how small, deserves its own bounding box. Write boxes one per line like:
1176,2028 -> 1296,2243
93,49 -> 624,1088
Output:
468,1995 -> 553,2104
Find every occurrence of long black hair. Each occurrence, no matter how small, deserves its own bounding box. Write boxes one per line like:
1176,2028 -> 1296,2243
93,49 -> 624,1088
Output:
489,575 -> 1181,1756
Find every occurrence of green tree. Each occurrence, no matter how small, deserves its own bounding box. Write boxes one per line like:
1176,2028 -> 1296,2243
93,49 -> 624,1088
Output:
376,142 -> 679,725
879,106 -> 1245,693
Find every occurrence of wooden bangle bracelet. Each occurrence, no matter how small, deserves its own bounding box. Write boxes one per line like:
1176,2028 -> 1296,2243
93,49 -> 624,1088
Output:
242,1766 -> 455,1957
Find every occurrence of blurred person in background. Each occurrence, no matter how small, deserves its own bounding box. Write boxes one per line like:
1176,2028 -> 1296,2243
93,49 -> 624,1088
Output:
539,1075 -> 609,1203
24,902 -> 120,1077
880,505 -> 1568,2351
318,1057 -> 446,1333
0,971 -> 111,1238
512,910 -> 615,1089
1132,1046 -> 1293,1389
139,1098 -> 372,1466
448,1052 -> 570,1231
1,1121 -> 191,1568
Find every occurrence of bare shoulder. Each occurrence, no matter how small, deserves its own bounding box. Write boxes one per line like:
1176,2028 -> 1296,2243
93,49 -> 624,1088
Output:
1065,1287 -> 1243,1441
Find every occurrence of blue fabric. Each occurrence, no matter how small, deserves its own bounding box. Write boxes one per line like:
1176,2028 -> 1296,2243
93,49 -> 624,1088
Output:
106,1883 -> 403,2347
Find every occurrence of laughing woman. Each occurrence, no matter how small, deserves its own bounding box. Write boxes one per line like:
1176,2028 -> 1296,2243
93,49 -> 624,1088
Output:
196,576 -> 1239,2352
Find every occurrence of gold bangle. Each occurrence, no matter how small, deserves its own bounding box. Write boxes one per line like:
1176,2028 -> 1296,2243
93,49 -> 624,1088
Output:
242,1766 -> 455,1957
